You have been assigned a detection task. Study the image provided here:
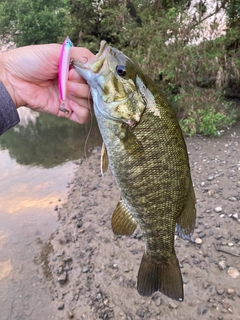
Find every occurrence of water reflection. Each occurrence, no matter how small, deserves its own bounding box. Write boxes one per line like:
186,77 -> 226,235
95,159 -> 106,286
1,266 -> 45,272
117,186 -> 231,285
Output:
0,107 -> 102,168
0,108 -> 102,319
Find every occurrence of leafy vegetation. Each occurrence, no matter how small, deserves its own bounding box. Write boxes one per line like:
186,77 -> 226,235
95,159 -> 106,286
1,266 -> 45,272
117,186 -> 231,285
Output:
1,0 -> 240,136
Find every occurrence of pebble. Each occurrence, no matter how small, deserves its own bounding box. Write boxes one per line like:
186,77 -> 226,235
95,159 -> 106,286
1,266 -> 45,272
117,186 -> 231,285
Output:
233,213 -> 239,220
155,297 -> 162,306
218,260 -> 227,270
67,310 -> 74,319
197,305 -> 208,315
215,206 -> 222,213
216,287 -> 224,295
169,302 -> 177,309
82,266 -> 89,273
227,288 -> 235,295
228,242 -> 234,247
195,238 -> 202,244
63,256 -> 73,263
227,267 -> 240,278
228,307 -> 233,313
57,272 -> 68,284
57,303 -> 65,310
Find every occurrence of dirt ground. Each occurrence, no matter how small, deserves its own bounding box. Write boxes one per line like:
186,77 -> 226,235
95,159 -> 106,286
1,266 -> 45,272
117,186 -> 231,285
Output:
45,123 -> 240,320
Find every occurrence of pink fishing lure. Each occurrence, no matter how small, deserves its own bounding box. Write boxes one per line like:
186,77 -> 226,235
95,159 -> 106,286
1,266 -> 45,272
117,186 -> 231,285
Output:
58,36 -> 73,114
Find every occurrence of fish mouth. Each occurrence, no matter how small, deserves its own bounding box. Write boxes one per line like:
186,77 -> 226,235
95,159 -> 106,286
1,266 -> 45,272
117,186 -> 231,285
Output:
94,40 -> 109,61
72,40 -> 109,75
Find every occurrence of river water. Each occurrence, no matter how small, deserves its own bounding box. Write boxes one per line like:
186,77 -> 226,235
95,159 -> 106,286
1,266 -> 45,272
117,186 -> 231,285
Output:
0,108 -> 101,320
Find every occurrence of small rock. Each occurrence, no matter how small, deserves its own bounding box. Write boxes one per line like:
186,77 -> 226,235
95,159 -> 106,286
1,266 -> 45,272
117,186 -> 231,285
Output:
63,256 -> 73,263
208,190 -> 214,197
57,303 -> 65,310
197,305 -> 208,315
227,288 -> 235,295
76,220 -> 83,228
228,307 -> 233,313
198,232 -> 206,238
216,287 -> 224,295
228,267 -> 240,279
218,261 -> 227,270
215,207 -> 222,213
228,242 -> 234,247
82,266 -> 89,273
156,297 -> 162,306
207,176 -> 214,181
57,272 -> 67,284
233,213 -> 239,220
54,205 -> 58,211
228,197 -> 236,201
195,238 -> 202,244
136,308 -> 144,317
203,282 -> 210,289
56,251 -> 64,257
67,310 -> 74,319
169,302 -> 177,309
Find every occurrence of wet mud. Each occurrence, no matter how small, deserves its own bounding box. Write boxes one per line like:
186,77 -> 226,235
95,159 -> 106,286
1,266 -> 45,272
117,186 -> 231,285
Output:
46,125 -> 240,320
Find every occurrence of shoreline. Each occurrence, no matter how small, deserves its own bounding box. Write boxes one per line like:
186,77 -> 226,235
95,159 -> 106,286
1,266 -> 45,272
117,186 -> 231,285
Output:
47,127 -> 240,320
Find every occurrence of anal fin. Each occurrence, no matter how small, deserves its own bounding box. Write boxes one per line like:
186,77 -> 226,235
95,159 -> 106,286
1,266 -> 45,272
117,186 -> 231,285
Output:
137,253 -> 184,301
177,183 -> 196,240
111,200 -> 137,236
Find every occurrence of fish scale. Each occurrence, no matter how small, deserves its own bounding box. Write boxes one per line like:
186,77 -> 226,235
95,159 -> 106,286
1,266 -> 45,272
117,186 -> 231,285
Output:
72,41 -> 196,301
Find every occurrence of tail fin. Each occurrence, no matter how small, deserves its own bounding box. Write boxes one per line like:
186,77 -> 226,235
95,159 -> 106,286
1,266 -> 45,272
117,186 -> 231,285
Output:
137,253 -> 184,301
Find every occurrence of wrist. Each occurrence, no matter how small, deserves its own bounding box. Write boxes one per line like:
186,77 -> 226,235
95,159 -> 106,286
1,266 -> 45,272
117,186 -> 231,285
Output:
0,53 -> 18,108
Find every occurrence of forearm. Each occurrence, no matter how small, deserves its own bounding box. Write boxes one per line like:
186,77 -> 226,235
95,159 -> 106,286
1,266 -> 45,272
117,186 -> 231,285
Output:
0,82 -> 19,135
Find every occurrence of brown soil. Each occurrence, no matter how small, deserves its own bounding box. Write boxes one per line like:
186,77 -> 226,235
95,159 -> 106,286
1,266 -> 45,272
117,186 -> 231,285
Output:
47,124 -> 240,320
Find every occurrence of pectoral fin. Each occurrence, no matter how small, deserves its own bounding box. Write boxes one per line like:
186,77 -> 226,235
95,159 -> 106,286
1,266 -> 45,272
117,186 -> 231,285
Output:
111,200 -> 137,236
101,143 -> 108,176
176,183 -> 196,240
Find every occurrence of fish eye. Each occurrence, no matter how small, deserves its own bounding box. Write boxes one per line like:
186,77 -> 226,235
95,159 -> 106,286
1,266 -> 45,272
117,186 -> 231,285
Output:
116,65 -> 126,76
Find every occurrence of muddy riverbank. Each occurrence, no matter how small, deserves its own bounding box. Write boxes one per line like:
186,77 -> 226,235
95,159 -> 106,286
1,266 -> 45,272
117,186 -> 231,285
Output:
46,124 -> 240,320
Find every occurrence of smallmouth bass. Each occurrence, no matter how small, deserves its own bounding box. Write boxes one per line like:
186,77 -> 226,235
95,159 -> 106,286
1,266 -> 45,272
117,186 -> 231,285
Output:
72,41 -> 196,301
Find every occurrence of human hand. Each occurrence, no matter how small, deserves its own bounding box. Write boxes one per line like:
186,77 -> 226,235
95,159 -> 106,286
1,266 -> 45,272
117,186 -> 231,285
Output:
0,44 -> 95,123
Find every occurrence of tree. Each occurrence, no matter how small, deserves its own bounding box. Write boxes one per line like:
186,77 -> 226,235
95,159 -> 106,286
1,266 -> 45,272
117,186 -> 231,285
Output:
0,0 -> 69,46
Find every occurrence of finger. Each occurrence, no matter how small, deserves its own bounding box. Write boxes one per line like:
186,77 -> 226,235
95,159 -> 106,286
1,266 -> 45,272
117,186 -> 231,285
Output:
71,47 -> 95,63
67,93 -> 93,111
69,99 -> 91,124
67,81 -> 91,99
68,68 -> 86,82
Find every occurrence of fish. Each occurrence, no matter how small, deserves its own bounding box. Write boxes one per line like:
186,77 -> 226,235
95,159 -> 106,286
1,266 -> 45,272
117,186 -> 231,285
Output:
58,36 -> 73,114
72,41 -> 196,301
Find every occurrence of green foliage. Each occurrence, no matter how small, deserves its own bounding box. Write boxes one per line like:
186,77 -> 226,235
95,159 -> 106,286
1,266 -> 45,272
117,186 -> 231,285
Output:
177,88 -> 236,136
0,0 -> 69,46
0,0 -> 240,136
198,110 -> 233,136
